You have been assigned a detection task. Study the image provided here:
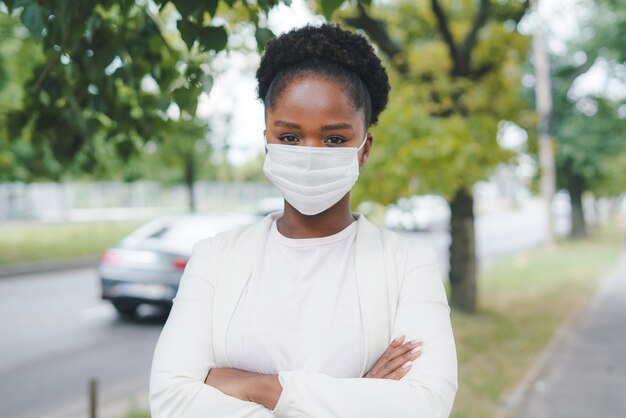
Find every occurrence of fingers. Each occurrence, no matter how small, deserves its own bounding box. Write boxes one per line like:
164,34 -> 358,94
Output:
365,335 -> 406,377
390,334 -> 405,348
382,344 -> 423,379
384,360 -> 413,380
366,336 -> 422,378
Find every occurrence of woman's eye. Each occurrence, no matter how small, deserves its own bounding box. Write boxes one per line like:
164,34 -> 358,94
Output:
278,135 -> 299,143
324,136 -> 346,145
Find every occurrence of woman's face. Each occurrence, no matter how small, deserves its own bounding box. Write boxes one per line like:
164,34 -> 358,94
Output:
265,75 -> 372,166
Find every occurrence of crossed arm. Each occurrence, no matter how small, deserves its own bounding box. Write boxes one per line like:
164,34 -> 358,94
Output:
203,335 -> 424,410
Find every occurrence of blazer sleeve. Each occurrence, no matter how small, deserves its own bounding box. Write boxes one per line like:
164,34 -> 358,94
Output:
271,244 -> 458,418
149,238 -> 273,418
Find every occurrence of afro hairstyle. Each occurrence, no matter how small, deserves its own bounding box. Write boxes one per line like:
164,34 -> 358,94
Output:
256,24 -> 390,127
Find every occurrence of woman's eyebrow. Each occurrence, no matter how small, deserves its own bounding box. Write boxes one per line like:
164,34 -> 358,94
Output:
321,123 -> 353,131
274,120 -> 301,129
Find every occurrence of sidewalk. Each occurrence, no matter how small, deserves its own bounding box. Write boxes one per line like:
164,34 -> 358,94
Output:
515,249 -> 626,418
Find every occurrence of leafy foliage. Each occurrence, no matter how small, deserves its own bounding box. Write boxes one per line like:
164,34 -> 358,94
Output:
0,0 -> 350,181
345,0 -> 533,205
130,119 -> 212,185
0,12 -> 50,181
550,0 -> 626,197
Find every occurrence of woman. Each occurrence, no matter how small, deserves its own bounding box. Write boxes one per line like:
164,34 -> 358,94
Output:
149,24 -> 457,417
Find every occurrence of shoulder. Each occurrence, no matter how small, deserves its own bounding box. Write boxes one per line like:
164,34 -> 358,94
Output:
357,213 -> 439,274
375,222 -> 439,267
192,216 -> 269,252
190,214 -> 274,257
183,216 -> 272,286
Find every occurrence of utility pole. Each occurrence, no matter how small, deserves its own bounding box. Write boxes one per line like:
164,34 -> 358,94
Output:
532,0 -> 557,246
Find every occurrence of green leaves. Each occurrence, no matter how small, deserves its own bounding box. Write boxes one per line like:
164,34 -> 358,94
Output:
204,0 -> 220,18
0,0 -> 288,179
177,18 -> 196,47
171,0 -> 200,18
255,27 -> 275,50
20,1 -> 44,40
549,0 -> 626,197
320,0 -> 344,20
169,0 -> 222,20
177,19 -> 228,52
198,25 -> 228,52
2,0 -> 389,182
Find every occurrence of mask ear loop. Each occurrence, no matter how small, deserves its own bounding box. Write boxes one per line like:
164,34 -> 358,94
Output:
356,132 -> 369,152
263,129 -> 269,151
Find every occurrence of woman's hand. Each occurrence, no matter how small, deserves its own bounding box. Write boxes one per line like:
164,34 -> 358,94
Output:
205,368 -> 282,410
363,335 -> 422,380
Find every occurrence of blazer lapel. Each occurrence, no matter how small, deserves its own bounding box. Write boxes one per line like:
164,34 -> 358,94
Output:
212,213 -> 277,367
355,214 -> 392,377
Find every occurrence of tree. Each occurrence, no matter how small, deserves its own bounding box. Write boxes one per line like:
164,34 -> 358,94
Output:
341,0 -> 533,312
0,11 -> 55,181
0,0 -> 305,179
548,0 -> 626,238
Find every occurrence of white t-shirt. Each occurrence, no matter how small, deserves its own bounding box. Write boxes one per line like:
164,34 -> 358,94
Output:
225,219 -> 365,378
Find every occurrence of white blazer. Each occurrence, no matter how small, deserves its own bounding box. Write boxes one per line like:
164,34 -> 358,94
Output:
149,212 -> 458,418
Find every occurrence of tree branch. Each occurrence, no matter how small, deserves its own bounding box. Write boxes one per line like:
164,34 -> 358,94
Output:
459,0 -> 490,71
492,0 -> 529,24
32,59 -> 55,95
343,2 -> 409,75
430,0 -> 459,70
468,62 -> 494,80
555,58 -> 596,83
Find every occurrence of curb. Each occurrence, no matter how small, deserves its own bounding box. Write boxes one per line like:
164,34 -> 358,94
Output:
0,256 -> 100,278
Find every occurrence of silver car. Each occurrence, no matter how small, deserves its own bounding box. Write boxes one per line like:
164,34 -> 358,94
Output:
99,213 -> 257,317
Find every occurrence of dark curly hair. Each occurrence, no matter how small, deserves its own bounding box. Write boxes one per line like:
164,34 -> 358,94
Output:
256,24 -> 390,127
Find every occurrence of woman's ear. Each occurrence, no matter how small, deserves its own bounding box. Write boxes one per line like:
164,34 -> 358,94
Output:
359,134 -> 373,167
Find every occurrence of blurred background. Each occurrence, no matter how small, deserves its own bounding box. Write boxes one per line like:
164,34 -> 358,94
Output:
0,0 -> 624,417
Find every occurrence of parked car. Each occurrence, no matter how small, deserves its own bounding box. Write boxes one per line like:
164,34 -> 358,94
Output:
99,213 -> 257,317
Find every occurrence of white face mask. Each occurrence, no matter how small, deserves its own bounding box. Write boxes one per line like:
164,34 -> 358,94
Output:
263,134 -> 368,216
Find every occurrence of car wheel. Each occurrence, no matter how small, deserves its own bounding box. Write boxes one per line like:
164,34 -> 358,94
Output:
112,301 -> 139,318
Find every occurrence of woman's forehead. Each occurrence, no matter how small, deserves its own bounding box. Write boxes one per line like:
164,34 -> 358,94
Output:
266,76 -> 363,124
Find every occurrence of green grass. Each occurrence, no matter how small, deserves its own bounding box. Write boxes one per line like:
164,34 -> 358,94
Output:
450,222 -> 623,418
0,221 -> 143,265
123,409 -> 150,418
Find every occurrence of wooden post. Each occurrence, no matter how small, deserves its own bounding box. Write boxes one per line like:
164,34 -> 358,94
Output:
89,378 -> 98,418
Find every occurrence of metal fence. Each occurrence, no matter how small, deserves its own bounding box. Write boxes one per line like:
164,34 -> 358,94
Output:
0,181 -> 281,221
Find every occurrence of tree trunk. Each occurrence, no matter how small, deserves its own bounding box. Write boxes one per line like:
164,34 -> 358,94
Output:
184,154 -> 196,213
567,174 -> 587,238
449,186 -> 478,313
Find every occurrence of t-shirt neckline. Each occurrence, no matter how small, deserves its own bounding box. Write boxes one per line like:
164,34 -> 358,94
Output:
270,219 -> 358,248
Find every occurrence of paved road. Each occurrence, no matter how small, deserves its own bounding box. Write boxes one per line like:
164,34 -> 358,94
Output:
0,269 -> 165,418
0,201 -> 570,418
516,250 -> 626,418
